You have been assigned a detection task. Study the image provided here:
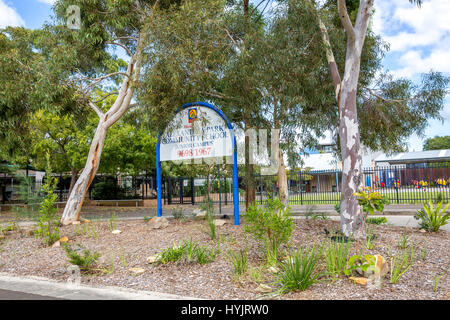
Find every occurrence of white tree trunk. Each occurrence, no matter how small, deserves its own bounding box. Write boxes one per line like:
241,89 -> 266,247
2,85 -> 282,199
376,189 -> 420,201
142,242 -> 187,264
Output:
277,145 -> 289,206
314,0 -> 373,236
60,39 -> 143,225
339,49 -> 364,237
68,168 -> 79,195
61,122 -> 107,225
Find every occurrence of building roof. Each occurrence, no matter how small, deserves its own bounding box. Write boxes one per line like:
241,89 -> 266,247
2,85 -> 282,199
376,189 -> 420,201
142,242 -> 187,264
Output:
300,153 -> 339,171
374,149 -> 450,164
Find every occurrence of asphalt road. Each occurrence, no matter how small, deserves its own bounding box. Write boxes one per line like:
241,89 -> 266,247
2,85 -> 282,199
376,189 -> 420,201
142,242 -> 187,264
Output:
0,288 -> 64,300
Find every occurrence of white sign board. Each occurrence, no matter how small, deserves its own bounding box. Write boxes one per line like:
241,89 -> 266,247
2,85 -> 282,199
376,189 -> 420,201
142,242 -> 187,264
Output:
160,106 -> 233,162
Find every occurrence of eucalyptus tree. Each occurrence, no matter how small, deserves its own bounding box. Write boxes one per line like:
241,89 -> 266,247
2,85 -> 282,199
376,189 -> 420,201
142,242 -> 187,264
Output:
301,0 -> 450,236
0,26 -> 83,165
247,2 -> 337,205
138,0 -> 275,208
48,0 -> 185,225
0,0 -> 181,224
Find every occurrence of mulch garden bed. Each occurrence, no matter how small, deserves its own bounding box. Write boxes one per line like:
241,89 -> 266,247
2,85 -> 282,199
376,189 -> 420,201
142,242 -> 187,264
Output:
0,217 -> 448,300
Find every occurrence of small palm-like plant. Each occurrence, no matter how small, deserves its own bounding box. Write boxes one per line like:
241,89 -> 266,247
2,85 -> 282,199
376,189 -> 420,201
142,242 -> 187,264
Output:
276,245 -> 322,293
414,199 -> 450,232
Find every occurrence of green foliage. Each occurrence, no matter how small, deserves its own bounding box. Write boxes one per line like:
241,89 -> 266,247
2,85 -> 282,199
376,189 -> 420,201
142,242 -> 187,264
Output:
13,173 -> 43,217
0,222 -> 18,235
334,203 -> 341,215
193,245 -> 218,265
420,246 -> 427,261
353,187 -> 390,216
226,249 -> 249,278
91,178 -> 135,200
156,239 -> 217,265
390,246 -> 414,284
29,109 -> 88,176
64,243 -> 100,272
397,232 -> 410,249
243,197 -> 295,263
157,243 -> 186,264
344,254 -> 377,277
276,245 -> 322,293
423,135 -> 450,151
365,233 -> 376,251
433,271 -> 447,292
323,240 -> 350,280
109,213 -> 117,232
90,226 -> 98,239
182,238 -> 197,263
414,199 -> 450,232
366,217 -> 388,225
34,160 -> 60,246
206,209 -> 216,240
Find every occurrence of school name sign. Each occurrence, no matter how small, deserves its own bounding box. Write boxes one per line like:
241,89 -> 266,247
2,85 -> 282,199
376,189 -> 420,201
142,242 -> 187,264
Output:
160,105 -> 233,162
156,102 -> 239,225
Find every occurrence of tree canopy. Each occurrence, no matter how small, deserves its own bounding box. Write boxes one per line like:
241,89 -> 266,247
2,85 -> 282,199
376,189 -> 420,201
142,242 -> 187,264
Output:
423,136 -> 450,151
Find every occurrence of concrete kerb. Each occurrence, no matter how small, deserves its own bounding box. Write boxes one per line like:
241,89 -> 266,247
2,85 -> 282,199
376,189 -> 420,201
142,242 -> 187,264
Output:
0,273 -> 201,300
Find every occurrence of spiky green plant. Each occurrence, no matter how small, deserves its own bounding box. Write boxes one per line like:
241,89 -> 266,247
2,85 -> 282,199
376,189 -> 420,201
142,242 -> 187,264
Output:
414,199 -> 450,232
276,245 -> 322,293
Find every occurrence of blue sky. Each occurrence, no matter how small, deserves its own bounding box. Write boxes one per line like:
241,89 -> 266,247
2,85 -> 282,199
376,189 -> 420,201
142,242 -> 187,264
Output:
1,0 -> 449,151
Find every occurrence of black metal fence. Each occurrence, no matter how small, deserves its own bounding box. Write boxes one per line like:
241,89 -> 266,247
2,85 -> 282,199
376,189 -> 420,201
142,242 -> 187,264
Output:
163,164 -> 450,205
0,174 -> 158,204
2,164 -> 449,205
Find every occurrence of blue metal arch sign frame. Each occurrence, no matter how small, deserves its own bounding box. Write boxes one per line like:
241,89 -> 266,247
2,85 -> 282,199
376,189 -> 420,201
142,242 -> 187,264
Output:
156,101 -> 240,225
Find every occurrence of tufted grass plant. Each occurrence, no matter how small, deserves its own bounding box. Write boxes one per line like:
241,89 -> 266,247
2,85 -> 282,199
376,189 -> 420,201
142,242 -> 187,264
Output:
322,239 -> 350,280
276,244 -> 322,293
226,249 -> 249,278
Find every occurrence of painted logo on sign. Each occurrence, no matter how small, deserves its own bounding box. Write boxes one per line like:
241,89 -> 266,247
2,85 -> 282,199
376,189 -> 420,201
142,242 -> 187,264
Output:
188,108 -> 198,123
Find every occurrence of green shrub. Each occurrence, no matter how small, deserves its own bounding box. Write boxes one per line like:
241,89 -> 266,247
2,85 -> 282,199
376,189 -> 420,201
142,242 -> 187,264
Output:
334,203 -> 340,215
433,271 -> 447,292
13,174 -> 42,217
64,243 -> 100,272
34,163 -> 60,246
194,245 -> 217,264
182,237 -> 197,263
323,240 -> 350,279
157,242 -> 186,264
390,246 -> 414,284
366,217 -> 388,225
243,197 -> 294,264
397,232 -> 410,249
156,239 -> 217,265
277,245 -> 322,293
109,213 -> 117,232
414,199 -> 450,232
91,178 -> 136,200
344,254 -> 378,277
206,209 -> 216,240
226,249 -> 248,278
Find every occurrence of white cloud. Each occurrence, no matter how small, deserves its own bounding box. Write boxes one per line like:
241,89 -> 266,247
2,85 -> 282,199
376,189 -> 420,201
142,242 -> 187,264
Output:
372,0 -> 450,144
373,0 -> 450,79
36,0 -> 55,5
374,0 -> 450,51
0,0 -> 25,28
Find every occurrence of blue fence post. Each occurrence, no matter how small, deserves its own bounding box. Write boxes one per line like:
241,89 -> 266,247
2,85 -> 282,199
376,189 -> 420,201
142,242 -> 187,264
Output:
156,135 -> 162,217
